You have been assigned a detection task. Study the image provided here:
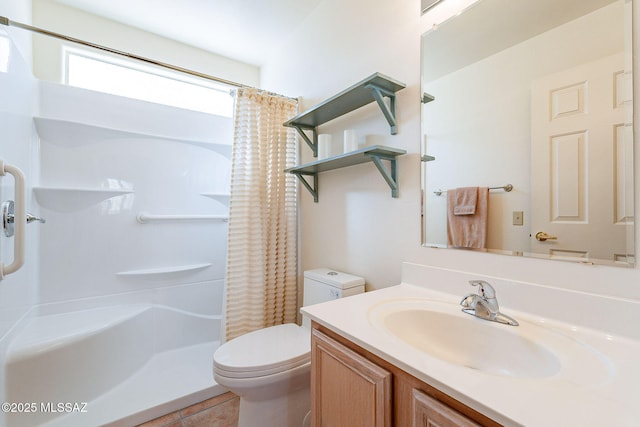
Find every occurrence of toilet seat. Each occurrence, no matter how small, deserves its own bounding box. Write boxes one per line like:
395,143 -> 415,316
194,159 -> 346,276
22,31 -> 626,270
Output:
213,323 -> 310,379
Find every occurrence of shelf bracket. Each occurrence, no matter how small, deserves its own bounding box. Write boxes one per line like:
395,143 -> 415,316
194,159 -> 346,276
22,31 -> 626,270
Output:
292,171 -> 318,202
366,84 -> 398,135
291,125 -> 317,157
366,153 -> 399,198
422,92 -> 435,104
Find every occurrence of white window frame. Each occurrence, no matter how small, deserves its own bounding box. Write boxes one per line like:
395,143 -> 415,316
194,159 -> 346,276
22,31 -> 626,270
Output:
62,46 -> 234,117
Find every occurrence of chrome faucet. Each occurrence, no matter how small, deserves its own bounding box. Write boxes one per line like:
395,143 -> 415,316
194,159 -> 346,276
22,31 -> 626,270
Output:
460,280 -> 518,326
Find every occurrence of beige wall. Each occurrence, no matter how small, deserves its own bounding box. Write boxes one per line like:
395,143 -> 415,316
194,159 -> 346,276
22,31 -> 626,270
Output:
261,0 -> 640,301
31,0 -> 259,87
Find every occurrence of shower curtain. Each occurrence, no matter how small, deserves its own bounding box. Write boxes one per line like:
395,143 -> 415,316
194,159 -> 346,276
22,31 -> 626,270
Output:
224,88 -> 299,341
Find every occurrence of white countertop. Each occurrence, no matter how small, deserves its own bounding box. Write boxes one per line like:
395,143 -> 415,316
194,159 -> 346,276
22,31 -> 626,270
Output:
301,283 -> 640,427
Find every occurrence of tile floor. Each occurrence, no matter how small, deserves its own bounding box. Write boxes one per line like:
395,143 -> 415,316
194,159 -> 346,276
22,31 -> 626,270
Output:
137,392 -> 239,427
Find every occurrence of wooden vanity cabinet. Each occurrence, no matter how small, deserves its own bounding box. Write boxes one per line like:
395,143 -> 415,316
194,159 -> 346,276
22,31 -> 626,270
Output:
310,324 -> 500,427
311,327 -> 392,426
412,389 -> 481,427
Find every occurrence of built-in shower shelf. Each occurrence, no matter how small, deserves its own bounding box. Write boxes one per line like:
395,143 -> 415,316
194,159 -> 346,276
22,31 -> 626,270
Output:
116,263 -> 212,277
33,117 -> 233,157
33,186 -> 133,212
200,193 -> 231,205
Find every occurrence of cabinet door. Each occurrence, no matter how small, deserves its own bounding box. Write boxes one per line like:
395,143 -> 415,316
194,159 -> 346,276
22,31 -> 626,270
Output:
311,329 -> 392,427
413,389 -> 481,427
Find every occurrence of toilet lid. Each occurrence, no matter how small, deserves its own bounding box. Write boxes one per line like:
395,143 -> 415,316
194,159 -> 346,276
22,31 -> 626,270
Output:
214,323 -> 310,378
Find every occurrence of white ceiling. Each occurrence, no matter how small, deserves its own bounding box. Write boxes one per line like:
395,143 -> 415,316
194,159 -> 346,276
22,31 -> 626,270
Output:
53,0 -> 323,67
421,0 -> 618,81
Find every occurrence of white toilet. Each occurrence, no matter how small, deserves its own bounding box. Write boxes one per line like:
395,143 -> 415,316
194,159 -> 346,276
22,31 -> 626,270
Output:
213,268 -> 365,427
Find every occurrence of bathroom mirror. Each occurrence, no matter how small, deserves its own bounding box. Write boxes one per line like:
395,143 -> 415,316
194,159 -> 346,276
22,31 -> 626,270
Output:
421,0 -> 635,266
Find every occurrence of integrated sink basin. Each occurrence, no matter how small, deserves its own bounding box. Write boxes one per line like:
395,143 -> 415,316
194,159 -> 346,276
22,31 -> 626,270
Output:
368,299 -> 611,381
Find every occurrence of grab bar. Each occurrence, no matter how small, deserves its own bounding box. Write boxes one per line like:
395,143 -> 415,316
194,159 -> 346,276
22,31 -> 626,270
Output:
0,160 -> 26,279
136,212 -> 229,224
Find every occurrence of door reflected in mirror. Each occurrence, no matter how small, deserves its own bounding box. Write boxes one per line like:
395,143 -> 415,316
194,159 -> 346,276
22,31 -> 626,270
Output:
421,0 -> 635,266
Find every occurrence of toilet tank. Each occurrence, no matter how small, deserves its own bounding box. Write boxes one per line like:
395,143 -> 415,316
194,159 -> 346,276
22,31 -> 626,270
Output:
302,268 -> 365,328
303,268 -> 365,307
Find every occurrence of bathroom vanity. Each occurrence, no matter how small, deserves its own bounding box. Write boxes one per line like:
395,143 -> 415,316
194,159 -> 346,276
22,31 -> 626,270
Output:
301,263 -> 640,426
311,324 -> 493,426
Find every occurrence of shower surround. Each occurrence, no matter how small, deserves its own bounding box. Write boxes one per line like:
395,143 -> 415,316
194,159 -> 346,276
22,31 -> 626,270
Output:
0,32 -> 231,426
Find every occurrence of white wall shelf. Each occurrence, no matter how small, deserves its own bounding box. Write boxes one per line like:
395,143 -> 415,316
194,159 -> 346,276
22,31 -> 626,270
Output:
33,186 -> 133,212
116,263 -> 212,277
200,193 -> 231,205
33,117 -> 232,158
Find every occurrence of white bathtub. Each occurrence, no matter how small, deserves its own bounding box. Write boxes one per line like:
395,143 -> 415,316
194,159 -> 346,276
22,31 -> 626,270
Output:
2,303 -> 225,427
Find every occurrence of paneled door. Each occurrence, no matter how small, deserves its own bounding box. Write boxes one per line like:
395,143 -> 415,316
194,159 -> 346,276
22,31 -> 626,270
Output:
531,53 -> 633,262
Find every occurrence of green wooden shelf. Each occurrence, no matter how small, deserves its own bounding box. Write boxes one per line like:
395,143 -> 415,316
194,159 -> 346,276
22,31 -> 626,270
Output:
285,145 -> 406,202
283,73 -> 406,156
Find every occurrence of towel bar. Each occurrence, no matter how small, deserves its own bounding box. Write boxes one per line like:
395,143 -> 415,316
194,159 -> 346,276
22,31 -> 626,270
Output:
434,184 -> 513,197
136,213 -> 229,223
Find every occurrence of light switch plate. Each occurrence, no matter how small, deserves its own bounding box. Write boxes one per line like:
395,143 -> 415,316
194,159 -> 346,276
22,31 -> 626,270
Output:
513,211 -> 524,226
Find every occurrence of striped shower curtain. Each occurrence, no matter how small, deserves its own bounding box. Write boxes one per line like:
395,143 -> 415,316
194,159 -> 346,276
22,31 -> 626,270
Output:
224,88 -> 299,341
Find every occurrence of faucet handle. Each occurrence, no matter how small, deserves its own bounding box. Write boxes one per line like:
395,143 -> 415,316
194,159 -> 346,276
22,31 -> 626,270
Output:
26,213 -> 46,224
468,280 -> 496,299
460,294 -> 476,308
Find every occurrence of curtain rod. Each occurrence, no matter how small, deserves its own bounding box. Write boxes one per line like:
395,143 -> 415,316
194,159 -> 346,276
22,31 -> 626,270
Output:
0,16 -> 297,101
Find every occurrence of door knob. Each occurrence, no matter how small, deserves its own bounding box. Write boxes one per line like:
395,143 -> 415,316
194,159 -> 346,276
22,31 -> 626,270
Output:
535,231 -> 557,242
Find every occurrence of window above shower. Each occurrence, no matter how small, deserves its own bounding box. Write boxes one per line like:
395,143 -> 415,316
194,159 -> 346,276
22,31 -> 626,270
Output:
63,48 -> 234,117
11,21 -> 244,119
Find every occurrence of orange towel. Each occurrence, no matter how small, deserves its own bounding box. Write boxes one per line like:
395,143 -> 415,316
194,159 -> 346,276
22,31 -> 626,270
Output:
447,187 -> 489,249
